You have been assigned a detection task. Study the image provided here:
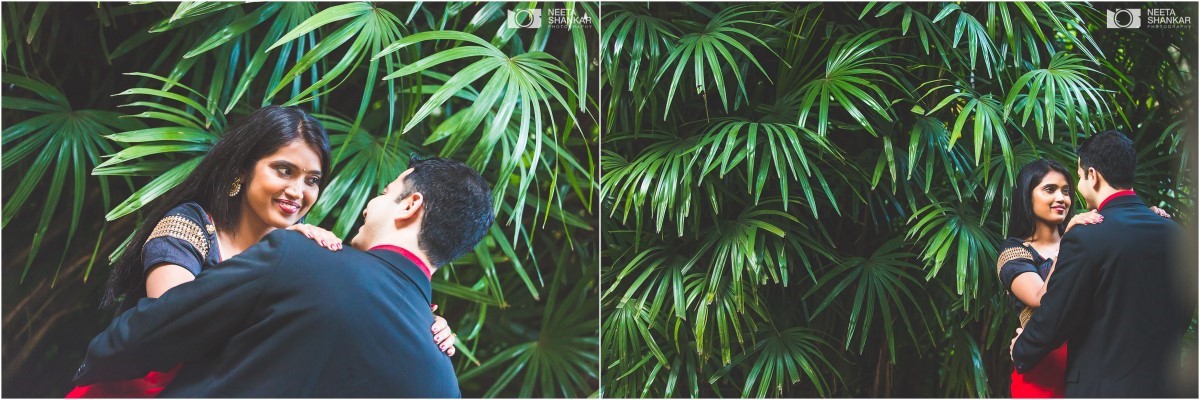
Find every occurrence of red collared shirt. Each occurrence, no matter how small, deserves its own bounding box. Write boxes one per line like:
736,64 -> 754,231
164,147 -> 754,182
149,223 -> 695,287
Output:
369,245 -> 432,281
1098,190 -> 1137,211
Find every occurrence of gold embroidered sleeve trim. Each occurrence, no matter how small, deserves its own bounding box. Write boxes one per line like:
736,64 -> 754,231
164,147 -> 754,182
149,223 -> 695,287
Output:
995,246 -> 1034,278
1018,307 -> 1034,328
146,215 -> 210,257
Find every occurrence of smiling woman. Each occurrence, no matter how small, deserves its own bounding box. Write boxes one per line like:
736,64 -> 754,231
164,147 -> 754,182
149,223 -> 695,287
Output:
996,159 -> 1078,398
103,106 -> 334,311
2,2 -> 597,397
241,142 -> 325,229
63,105 -> 457,397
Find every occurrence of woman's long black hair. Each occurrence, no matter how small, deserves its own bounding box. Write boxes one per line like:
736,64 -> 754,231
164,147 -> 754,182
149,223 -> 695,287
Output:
1007,159 -> 1077,241
101,106 -> 331,310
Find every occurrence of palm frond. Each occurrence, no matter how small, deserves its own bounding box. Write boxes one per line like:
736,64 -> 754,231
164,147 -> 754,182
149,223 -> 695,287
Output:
1004,52 -> 1111,142
795,29 -> 901,137
93,72 -> 224,221
711,327 -> 842,397
652,5 -> 778,117
458,270 -> 598,397
693,119 -> 845,218
1,73 -> 144,281
600,131 -> 702,235
375,30 -> 580,236
806,238 -> 931,362
906,201 -> 998,306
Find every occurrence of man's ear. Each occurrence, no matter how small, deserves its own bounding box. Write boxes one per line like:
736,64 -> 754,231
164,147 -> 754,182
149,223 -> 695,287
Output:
394,192 -> 424,225
1088,167 -> 1105,191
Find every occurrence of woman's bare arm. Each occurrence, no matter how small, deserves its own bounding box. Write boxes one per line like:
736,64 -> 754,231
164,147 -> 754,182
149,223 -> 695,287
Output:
146,264 -> 197,298
1010,272 -> 1047,308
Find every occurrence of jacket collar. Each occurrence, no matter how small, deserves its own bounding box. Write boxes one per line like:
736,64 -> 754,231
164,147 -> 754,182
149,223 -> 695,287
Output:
364,248 -> 432,303
370,245 -> 431,280
1098,192 -> 1144,212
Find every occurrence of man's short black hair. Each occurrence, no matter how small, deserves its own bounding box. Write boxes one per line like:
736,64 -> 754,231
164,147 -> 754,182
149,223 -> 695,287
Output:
396,156 -> 494,267
1077,130 -> 1136,190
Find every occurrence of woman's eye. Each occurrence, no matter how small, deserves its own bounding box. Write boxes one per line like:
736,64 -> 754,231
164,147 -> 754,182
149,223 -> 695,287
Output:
307,176 -> 320,186
276,166 -> 291,176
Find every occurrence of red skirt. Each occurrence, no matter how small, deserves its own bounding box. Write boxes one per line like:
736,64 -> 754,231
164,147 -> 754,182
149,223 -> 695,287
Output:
1010,342 -> 1067,398
64,364 -> 181,398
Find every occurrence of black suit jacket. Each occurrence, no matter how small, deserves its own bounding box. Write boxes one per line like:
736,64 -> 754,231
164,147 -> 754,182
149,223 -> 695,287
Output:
74,230 -> 461,398
1012,194 -> 1192,397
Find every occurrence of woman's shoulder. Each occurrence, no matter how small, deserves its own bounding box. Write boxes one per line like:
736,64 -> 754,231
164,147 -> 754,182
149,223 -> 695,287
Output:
144,201 -> 217,275
996,237 -> 1035,265
161,201 -> 212,226
148,201 -> 216,249
998,236 -> 1026,250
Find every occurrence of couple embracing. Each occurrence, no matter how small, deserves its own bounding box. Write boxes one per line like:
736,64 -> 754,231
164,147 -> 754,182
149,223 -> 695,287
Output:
68,106 -> 493,397
998,131 -> 1193,397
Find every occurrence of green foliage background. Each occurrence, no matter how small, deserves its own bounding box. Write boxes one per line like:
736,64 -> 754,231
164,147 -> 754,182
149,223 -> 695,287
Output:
600,2 -> 1196,397
2,2 -> 598,397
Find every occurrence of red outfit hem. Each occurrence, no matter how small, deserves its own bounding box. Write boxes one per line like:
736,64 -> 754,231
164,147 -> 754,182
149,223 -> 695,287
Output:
1010,343 -> 1068,398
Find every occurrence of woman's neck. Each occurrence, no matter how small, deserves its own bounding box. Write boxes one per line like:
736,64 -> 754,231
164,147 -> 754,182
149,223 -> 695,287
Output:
215,213 -> 275,260
1026,220 -> 1061,247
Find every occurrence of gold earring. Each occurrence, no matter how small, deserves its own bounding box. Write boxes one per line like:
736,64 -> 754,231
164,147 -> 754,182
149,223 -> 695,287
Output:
228,177 -> 243,197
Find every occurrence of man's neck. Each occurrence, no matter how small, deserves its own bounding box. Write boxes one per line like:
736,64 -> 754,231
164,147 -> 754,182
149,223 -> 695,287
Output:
1091,186 -> 1126,210
359,236 -> 435,274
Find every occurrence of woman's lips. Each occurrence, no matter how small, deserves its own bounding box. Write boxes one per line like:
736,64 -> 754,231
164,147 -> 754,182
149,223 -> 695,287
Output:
1051,205 -> 1066,214
275,199 -> 300,214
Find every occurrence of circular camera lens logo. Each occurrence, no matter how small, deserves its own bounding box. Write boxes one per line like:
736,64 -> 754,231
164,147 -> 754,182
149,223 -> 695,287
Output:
507,9 -> 542,29
1107,9 -> 1141,28
1113,10 -> 1135,26
513,10 -> 535,27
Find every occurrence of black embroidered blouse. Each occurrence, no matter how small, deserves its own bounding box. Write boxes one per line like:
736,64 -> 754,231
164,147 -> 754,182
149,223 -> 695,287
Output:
142,202 -> 222,277
995,237 -> 1054,326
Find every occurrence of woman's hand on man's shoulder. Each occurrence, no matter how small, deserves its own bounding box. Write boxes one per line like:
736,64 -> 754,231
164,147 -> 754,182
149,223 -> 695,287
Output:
286,223 -> 343,251
1065,210 -> 1103,233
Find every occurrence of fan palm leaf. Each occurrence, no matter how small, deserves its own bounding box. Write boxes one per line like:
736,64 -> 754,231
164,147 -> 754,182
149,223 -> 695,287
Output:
1004,52 -> 1111,141
375,30 -> 580,231
687,270 -> 766,366
806,238 -> 931,361
795,29 -> 902,137
937,328 -> 990,398
92,73 -> 225,222
652,5 -> 778,117
268,2 -> 409,140
1,74 -> 144,281
711,327 -> 842,398
458,270 -> 598,397
600,131 -> 702,235
931,4 -> 998,76
304,113 -> 414,237
906,201 -> 999,306
602,5 -> 678,93
694,119 -> 845,217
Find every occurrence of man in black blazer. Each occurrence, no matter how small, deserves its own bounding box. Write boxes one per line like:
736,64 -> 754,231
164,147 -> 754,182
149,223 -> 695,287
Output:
73,157 -> 494,397
1010,131 -> 1194,397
